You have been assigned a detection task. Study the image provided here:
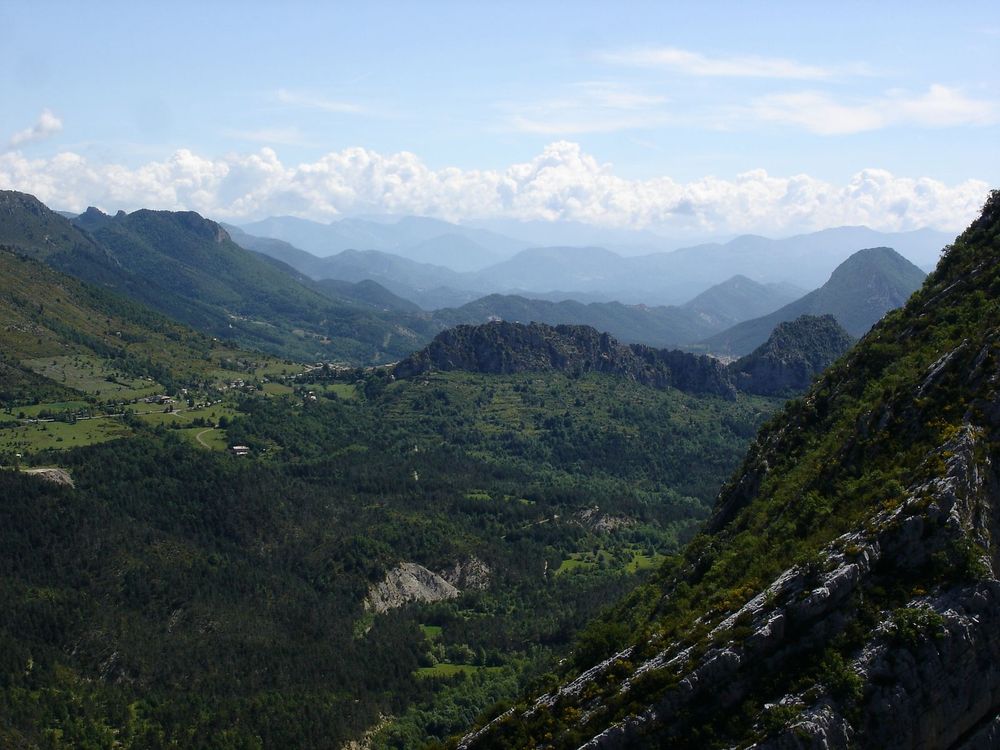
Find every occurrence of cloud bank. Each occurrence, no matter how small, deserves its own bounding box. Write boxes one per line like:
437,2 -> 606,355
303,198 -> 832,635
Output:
0,141 -> 989,237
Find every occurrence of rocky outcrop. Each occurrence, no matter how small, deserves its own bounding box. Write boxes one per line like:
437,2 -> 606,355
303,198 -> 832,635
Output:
364,562 -> 459,614
366,557 -> 493,614
394,321 -> 738,399
731,314 -> 854,396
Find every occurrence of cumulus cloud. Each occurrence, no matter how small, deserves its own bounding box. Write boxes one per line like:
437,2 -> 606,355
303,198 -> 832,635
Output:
0,141 -> 989,236
601,46 -> 857,80
750,85 -> 1000,135
6,109 -> 63,149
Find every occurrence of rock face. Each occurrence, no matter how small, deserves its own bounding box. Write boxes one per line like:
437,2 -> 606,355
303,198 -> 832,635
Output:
393,321 -> 738,399
457,193 -> 1000,749
440,556 -> 492,590
364,562 -> 460,614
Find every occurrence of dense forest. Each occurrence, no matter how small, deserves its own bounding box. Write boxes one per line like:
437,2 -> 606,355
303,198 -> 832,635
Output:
0,366 -> 779,748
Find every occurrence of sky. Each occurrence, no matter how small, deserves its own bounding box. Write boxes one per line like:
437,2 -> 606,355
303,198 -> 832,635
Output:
1,1 -> 998,240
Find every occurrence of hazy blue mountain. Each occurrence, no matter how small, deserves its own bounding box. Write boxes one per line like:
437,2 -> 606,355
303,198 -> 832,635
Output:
462,228 -> 948,305
232,220 -> 948,309
468,245 -> 624,292
223,223 -> 328,275
466,217 -> 674,255
702,247 -> 927,355
640,226 -> 950,293
311,278 -> 421,313
682,274 -> 805,322
239,214 -> 527,270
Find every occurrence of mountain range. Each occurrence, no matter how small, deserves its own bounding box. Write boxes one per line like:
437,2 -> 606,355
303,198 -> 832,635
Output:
0,179 -> 987,750
0,192 -> 438,364
238,218 -> 950,307
238,215 -> 527,271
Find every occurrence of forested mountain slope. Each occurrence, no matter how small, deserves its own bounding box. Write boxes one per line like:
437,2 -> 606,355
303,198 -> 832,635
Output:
0,192 -> 433,364
459,192 -> 1000,749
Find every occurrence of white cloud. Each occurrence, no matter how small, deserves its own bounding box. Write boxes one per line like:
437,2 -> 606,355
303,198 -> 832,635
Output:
601,46 -> 856,80
750,85 -> 1000,134
274,89 -> 367,114
0,142 -> 989,236
6,109 -> 64,150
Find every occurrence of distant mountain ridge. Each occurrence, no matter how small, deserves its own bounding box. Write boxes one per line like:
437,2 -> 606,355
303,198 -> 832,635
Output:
429,274 -> 800,349
238,219 -> 949,307
703,246 -> 926,355
239,214 -> 526,270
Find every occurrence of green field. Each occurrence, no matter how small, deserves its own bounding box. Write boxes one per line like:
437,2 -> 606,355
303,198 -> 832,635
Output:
261,382 -> 295,395
313,382 -> 358,399
557,547 -> 666,576
134,402 -> 239,427
21,355 -> 163,399
0,417 -> 130,453
8,400 -> 92,418
177,427 -> 229,451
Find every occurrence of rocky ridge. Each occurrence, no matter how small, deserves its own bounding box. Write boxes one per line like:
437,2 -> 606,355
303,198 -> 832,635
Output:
394,321 -> 739,399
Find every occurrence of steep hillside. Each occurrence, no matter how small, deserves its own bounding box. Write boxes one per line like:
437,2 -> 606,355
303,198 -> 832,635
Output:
459,191 -> 1000,749
394,322 -> 738,399
731,314 -> 854,396
703,247 -> 926,355
0,246 -> 227,401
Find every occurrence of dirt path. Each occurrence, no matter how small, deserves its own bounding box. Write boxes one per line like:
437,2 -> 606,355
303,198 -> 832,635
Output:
194,428 -> 214,448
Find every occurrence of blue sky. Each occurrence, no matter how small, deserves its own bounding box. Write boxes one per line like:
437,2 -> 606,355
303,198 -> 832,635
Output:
1,1 -> 997,238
